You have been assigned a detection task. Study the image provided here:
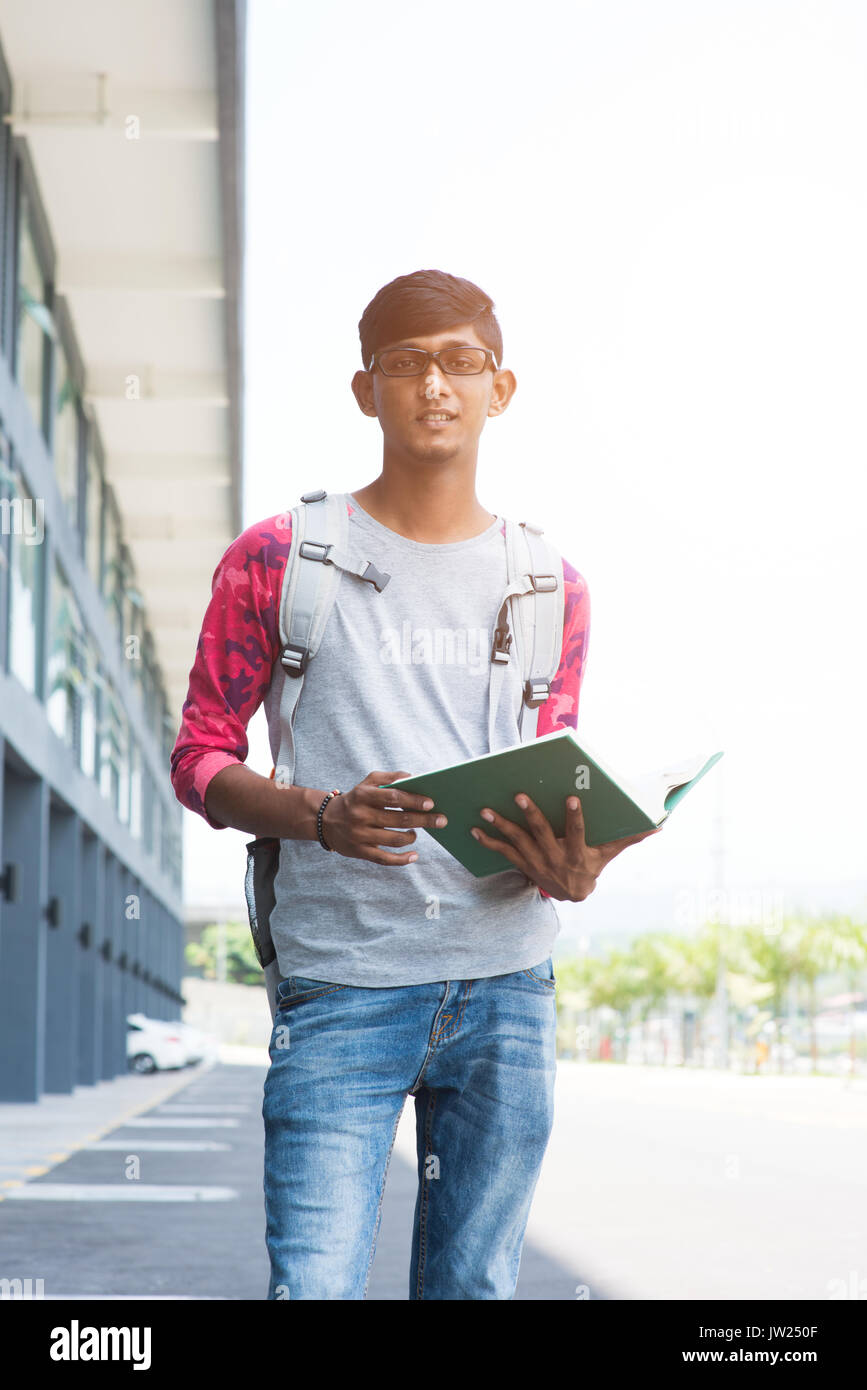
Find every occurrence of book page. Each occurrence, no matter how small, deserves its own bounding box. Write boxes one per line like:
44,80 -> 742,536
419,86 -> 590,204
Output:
625,751 -> 720,824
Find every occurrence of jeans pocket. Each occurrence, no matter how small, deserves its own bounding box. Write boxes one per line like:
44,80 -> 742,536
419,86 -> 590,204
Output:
275,975 -> 349,1011
521,956 -> 557,989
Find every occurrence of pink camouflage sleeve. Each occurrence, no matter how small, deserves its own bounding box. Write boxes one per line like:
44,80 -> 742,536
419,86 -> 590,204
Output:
169,513 -> 292,829
537,555 -> 590,736
535,556 -> 591,899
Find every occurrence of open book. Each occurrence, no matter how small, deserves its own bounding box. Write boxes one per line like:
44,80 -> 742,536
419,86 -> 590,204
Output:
380,730 -> 723,878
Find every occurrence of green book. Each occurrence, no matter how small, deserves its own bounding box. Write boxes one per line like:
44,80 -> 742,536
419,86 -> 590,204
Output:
380,731 -> 724,878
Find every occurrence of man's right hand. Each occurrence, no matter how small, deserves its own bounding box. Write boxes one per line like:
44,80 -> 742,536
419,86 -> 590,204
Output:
319,770 -> 447,865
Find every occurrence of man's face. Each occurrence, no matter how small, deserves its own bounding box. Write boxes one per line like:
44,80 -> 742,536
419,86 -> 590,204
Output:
351,322 -> 516,463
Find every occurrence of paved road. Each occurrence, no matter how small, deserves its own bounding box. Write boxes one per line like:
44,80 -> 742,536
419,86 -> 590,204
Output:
2,1056 -> 864,1300
0,1055 -> 578,1299
524,1062 -> 867,1301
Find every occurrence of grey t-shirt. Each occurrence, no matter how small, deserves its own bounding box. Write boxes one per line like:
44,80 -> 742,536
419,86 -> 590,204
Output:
261,494 -> 561,986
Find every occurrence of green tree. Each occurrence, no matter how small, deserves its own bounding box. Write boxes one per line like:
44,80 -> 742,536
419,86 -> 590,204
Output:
661,925 -> 722,1062
831,916 -> 867,1074
625,933 -> 681,1063
586,948 -> 647,1061
185,920 -> 263,986
791,914 -> 867,1074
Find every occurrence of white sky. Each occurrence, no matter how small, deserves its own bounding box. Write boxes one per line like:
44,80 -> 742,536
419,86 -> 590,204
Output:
183,0 -> 867,943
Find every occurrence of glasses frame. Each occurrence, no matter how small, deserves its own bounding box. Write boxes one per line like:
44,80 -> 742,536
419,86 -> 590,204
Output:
367,345 -> 500,376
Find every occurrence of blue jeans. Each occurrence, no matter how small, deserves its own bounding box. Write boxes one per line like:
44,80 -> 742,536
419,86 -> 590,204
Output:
262,957 -> 558,1300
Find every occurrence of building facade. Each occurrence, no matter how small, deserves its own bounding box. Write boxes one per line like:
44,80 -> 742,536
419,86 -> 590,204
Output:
0,1 -> 245,1101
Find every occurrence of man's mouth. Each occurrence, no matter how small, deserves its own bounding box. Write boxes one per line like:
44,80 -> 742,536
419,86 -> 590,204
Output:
418,412 -> 455,423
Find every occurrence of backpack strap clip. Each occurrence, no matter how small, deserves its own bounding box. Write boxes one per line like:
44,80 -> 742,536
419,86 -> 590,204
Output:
280,644 -> 309,678
490,598 -> 513,664
298,534 -> 391,592
358,560 -> 391,593
524,677 -> 551,708
298,539 -> 331,562
487,517 -> 565,748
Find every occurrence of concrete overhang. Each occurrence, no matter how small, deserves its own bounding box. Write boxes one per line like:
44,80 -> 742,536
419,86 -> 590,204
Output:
0,0 -> 245,721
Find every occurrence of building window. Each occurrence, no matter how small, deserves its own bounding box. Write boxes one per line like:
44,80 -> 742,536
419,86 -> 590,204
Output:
160,692 -> 176,769
161,811 -> 172,880
117,701 -> 130,826
103,494 -> 125,649
159,799 -> 182,891
6,467 -> 44,694
99,676 -> 125,816
47,559 -> 85,750
152,788 -> 162,870
84,434 -> 103,592
141,635 -> 155,717
129,735 -> 142,840
54,340 -> 80,533
0,83 -> 12,361
79,633 -> 100,779
120,545 -> 145,681
0,428 -> 13,657
142,767 -> 154,857
147,660 -> 167,749
16,188 -> 52,440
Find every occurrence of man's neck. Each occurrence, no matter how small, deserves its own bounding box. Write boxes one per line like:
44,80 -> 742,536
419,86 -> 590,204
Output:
350,471 -> 496,544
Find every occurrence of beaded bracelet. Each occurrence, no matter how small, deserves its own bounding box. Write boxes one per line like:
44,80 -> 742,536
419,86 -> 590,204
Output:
317,789 -> 341,851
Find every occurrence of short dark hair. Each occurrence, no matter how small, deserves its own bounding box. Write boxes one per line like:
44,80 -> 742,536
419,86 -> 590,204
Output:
358,268 -> 503,370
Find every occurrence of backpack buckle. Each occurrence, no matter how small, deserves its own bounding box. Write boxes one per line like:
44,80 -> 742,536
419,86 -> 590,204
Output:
299,540 -> 331,563
359,561 -> 391,593
281,644 -> 309,677
524,678 -> 550,707
531,574 -> 558,592
490,623 -> 512,665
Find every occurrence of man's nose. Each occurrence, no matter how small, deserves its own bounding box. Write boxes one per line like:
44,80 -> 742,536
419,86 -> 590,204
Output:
422,363 -> 450,399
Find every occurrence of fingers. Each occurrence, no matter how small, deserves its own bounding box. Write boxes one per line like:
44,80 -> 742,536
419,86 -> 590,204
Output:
362,846 -> 420,866
368,770 -> 426,807
368,826 -> 418,848
381,809 -> 448,829
330,772 -> 448,865
366,772 -> 446,827
473,803 -> 534,854
468,821 -> 523,868
565,795 -> 587,852
509,792 -> 559,850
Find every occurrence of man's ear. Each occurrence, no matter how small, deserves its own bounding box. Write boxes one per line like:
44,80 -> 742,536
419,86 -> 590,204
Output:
487,368 -> 517,417
351,369 -> 378,417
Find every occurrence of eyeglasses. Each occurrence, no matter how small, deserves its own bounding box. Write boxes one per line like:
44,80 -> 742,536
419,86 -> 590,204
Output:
368,346 -> 499,376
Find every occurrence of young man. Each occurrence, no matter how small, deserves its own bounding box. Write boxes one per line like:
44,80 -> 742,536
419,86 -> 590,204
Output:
170,269 -> 656,1300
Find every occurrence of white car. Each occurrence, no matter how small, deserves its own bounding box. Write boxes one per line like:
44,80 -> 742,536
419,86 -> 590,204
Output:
174,1021 -> 216,1065
126,1014 -> 187,1074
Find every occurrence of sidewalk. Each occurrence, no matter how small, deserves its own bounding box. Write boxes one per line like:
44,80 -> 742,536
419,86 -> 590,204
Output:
0,1060 -> 220,1194
0,1052 -> 271,1299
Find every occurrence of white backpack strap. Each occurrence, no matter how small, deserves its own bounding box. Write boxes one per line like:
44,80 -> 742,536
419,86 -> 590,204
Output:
514,520 -> 564,741
487,517 -> 564,748
279,489 -> 390,672
274,489 -> 391,787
